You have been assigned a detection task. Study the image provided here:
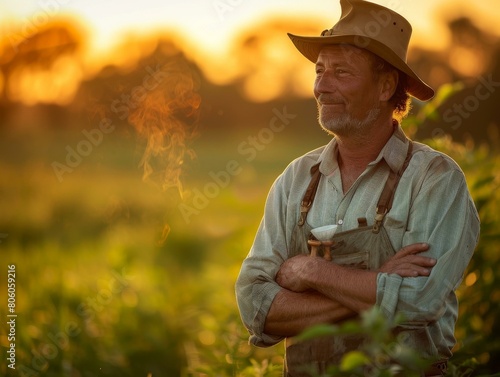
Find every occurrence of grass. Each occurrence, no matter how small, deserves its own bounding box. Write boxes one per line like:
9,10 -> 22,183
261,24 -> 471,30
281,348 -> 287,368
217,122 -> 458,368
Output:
1,125 -> 499,376
0,127 -> 325,376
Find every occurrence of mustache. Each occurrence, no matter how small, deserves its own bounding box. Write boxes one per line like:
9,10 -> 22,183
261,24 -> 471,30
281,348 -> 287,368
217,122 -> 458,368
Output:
317,93 -> 346,105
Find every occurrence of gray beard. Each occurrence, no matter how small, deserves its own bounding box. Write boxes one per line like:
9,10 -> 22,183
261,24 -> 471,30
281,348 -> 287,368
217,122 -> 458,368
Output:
318,106 -> 381,138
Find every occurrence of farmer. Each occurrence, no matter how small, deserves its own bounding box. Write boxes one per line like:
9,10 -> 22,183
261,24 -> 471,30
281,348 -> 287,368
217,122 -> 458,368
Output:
235,0 -> 480,376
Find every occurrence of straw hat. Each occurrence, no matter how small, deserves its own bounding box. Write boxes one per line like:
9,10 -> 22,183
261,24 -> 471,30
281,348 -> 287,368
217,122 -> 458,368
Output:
288,0 -> 434,101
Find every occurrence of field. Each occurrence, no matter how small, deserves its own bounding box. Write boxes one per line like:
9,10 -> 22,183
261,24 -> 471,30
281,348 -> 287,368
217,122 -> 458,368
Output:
1,118 -> 499,376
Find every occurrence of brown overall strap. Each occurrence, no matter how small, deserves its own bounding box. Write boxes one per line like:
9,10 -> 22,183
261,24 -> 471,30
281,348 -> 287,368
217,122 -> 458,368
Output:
297,141 -> 414,229
372,141 -> 414,233
298,163 -> 321,226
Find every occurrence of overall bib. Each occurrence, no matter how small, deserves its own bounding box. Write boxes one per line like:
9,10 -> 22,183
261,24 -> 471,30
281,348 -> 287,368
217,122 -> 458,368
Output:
285,141 -> 416,376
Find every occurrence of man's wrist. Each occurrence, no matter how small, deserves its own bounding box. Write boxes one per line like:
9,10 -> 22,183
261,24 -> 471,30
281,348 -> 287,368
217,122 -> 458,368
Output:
304,256 -> 334,291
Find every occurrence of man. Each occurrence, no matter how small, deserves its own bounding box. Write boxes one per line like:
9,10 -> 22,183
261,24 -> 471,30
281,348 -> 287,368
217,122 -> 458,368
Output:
235,0 -> 480,376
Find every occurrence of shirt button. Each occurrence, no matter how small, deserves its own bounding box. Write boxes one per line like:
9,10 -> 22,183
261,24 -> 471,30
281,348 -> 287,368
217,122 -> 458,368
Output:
338,219 -> 344,225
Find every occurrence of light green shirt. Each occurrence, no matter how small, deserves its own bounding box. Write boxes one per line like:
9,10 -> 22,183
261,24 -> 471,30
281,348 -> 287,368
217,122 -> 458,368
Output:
235,125 -> 480,360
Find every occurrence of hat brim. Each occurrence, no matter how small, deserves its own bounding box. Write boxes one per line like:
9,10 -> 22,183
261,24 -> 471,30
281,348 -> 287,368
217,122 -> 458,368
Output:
288,33 -> 434,101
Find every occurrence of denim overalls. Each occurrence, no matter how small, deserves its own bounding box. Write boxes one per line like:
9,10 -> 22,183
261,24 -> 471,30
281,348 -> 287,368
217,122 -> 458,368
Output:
285,141 -> 416,376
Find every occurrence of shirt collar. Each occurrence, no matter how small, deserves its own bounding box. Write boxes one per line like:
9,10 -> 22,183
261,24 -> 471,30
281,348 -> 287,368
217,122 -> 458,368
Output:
316,124 -> 410,175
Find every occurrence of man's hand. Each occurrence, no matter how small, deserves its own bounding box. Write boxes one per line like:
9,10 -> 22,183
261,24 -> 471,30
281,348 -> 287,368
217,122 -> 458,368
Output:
276,243 -> 435,290
378,243 -> 436,277
276,243 -> 435,293
275,254 -> 319,292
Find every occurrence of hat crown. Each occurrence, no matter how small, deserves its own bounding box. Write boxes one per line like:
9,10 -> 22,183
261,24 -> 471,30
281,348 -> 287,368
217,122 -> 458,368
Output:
325,0 -> 412,62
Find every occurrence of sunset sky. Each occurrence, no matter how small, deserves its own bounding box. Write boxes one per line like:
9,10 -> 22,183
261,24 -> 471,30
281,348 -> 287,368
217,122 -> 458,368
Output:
1,0 -> 499,105
1,0 -> 500,57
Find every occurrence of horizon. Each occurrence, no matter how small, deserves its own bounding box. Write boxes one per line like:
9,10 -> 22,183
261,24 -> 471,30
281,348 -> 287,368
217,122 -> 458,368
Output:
2,0 -> 500,60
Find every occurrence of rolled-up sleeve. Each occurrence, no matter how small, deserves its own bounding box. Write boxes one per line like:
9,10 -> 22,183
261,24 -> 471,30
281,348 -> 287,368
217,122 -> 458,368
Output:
376,155 -> 480,325
235,174 -> 290,347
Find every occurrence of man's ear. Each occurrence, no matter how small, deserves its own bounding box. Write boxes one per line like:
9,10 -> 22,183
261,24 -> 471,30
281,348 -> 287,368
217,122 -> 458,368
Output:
379,70 -> 399,101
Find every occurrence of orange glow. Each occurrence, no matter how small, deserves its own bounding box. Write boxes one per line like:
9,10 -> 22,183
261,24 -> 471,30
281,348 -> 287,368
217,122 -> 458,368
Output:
199,18 -> 322,101
465,272 -> 478,287
0,2 -> 499,106
1,19 -> 85,105
239,30 -> 316,101
7,54 -> 83,105
449,47 -> 486,77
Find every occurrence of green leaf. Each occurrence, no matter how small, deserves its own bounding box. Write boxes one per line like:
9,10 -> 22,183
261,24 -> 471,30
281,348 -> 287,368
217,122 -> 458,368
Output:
434,81 -> 465,104
340,351 -> 370,371
338,321 -> 364,334
294,323 -> 340,342
418,81 -> 465,120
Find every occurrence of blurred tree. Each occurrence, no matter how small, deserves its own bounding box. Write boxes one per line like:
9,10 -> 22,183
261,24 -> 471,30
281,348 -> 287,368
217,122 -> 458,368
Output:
410,17 -> 500,148
2,13 -> 498,150
0,19 -> 85,128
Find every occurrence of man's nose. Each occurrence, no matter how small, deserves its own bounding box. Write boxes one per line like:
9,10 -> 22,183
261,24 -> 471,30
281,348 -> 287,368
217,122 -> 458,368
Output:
314,69 -> 336,96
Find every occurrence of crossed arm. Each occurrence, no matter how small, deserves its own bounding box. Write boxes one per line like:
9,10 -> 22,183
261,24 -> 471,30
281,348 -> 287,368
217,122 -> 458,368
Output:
264,243 -> 436,337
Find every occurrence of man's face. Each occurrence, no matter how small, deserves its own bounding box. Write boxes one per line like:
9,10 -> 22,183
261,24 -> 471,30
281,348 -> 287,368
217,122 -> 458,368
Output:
314,45 -> 382,137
